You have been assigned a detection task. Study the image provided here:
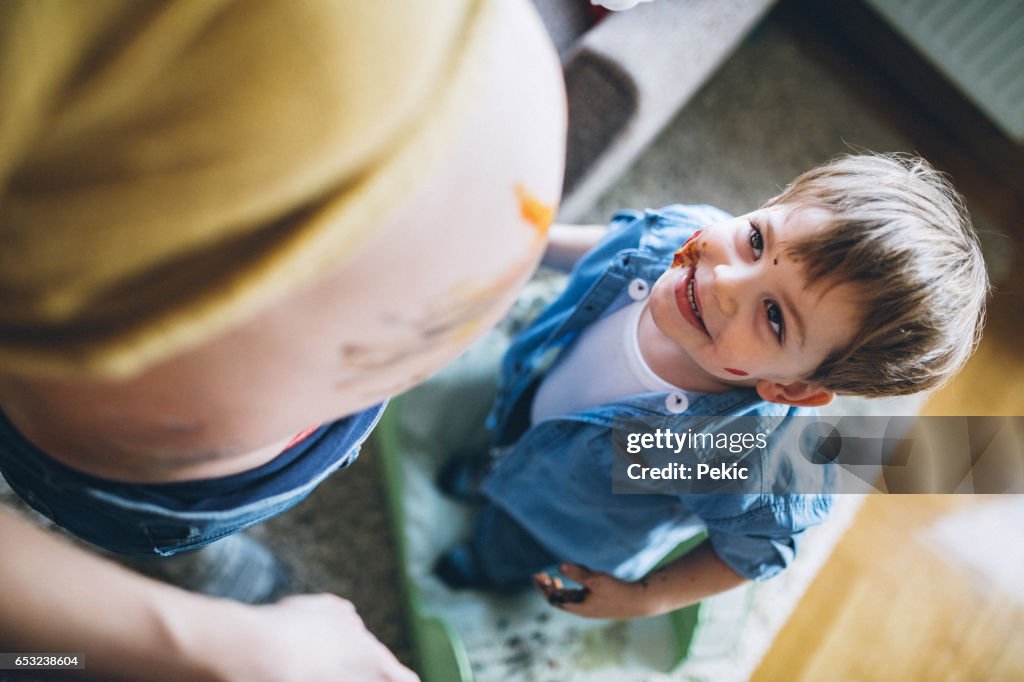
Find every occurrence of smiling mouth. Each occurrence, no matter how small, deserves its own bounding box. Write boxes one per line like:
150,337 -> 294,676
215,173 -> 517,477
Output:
687,275 -> 708,334
675,267 -> 711,337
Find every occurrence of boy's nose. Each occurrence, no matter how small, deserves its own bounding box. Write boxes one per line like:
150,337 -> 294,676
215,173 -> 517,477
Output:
711,264 -> 743,318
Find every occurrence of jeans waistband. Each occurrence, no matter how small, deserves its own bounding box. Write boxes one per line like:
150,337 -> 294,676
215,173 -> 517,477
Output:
0,403 -> 385,554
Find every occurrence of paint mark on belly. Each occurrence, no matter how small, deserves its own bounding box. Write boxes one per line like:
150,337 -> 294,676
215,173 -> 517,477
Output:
516,184 -> 555,237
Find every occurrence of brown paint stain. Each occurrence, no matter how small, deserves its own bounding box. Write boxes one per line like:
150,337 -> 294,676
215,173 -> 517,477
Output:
671,230 -> 704,268
516,184 -> 555,237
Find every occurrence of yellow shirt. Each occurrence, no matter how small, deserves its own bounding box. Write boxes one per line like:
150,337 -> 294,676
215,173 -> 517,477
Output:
0,0 -> 490,378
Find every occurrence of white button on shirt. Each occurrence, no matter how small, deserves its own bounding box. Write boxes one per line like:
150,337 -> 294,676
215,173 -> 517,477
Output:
627,278 -> 650,301
665,392 -> 690,414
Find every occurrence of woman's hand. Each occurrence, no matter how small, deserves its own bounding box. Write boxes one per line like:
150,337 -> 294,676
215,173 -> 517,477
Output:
199,594 -> 420,682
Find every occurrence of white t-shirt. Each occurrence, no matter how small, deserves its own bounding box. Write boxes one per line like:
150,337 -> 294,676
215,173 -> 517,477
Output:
530,301 -> 682,424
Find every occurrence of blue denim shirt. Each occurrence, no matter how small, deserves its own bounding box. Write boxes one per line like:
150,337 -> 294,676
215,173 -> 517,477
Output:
482,205 -> 834,581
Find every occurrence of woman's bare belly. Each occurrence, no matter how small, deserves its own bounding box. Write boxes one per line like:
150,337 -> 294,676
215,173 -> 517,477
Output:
0,386 -> 297,483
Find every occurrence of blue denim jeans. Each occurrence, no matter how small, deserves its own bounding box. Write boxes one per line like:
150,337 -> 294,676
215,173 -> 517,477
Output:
470,502 -> 559,589
0,405 -> 384,556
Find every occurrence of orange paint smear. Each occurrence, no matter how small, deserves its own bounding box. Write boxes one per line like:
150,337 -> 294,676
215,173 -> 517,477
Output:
672,230 -> 704,268
516,184 -> 555,237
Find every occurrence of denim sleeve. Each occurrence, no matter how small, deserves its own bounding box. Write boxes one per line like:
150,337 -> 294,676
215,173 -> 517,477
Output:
608,208 -> 645,231
691,494 -> 834,581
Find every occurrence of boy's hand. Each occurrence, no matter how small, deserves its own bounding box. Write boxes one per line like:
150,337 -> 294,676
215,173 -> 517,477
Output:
533,563 -> 651,619
536,545 -> 750,621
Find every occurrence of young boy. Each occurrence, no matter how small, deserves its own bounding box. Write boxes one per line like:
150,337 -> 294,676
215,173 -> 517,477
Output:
436,153 -> 989,619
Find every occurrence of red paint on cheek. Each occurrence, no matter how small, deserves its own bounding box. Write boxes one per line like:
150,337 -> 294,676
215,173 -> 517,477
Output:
725,367 -> 749,377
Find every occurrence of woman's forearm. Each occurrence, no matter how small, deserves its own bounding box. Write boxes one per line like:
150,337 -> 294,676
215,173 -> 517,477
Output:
0,508 -> 419,681
0,507 -> 231,680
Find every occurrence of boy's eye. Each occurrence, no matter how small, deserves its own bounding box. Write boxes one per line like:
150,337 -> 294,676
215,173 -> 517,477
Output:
765,301 -> 784,342
748,222 -> 764,259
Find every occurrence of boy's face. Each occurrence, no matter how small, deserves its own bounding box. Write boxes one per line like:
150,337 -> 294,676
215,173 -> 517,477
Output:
648,203 -> 861,405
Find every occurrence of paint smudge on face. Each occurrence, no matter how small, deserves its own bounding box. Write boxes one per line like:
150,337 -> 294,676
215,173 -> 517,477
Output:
516,184 -> 555,237
672,230 -> 703,268
725,367 -> 749,377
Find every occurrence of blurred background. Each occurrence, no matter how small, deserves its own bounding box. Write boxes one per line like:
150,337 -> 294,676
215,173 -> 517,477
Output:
2,0 -> 1021,679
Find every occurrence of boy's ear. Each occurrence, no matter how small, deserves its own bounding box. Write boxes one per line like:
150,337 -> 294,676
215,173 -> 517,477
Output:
755,379 -> 835,407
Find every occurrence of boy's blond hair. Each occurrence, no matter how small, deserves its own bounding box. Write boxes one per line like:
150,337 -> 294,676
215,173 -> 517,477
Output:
768,153 -> 989,397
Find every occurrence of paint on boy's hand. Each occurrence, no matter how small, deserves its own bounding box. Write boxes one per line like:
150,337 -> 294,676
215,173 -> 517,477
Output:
516,184 -> 555,237
533,572 -> 589,606
672,230 -> 704,268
